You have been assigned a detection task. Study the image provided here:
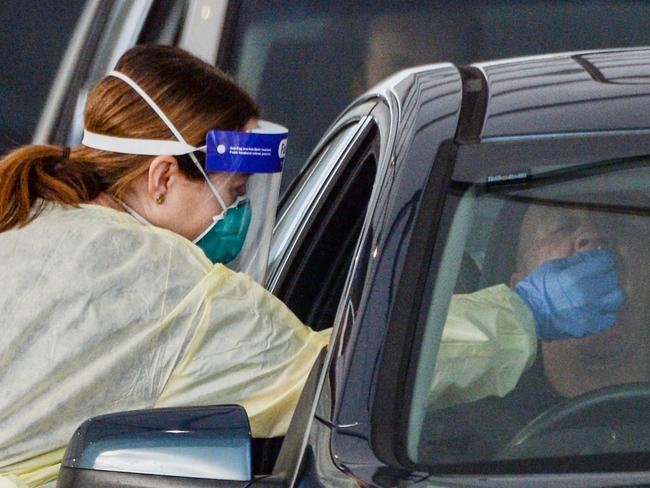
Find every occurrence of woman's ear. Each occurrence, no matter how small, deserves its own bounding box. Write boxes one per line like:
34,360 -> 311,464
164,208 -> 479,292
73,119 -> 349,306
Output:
147,155 -> 180,198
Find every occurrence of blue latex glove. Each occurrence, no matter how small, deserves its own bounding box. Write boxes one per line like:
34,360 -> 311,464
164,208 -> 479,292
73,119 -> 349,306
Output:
514,248 -> 625,341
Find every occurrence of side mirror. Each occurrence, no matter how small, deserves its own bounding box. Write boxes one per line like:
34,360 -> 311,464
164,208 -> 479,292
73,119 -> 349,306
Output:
57,405 -> 252,487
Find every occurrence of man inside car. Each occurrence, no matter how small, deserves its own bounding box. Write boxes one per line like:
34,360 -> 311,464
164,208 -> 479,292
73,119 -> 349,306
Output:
421,195 -> 650,460
513,201 -> 650,400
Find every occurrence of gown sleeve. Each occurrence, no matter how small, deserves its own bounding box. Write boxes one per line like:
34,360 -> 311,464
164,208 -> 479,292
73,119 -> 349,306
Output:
429,284 -> 537,410
155,264 -> 330,438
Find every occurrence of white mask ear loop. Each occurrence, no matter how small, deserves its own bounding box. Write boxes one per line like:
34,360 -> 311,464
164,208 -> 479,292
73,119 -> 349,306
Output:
208,181 -> 229,214
114,197 -> 151,226
108,70 -> 227,211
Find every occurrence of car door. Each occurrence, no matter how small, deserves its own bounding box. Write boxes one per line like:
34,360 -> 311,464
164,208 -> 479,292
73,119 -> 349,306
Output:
259,65 -> 464,486
368,132 -> 650,487
233,95 -> 392,481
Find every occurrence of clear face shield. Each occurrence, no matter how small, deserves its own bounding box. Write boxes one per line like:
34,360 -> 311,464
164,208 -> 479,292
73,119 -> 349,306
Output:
192,122 -> 286,280
81,70 -> 287,283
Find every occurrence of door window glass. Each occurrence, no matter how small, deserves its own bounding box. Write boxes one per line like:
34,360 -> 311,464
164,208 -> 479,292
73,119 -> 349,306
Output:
409,154 -> 650,472
269,123 -> 378,331
267,121 -> 362,288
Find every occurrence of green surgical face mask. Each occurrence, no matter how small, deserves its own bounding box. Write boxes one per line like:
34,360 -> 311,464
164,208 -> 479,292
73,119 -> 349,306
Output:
193,197 -> 252,263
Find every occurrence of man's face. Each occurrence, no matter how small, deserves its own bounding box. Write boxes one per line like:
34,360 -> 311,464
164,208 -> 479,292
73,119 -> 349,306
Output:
514,202 -> 650,390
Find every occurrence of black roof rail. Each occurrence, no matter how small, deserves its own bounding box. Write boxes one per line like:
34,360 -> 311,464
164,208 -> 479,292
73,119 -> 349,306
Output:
455,66 -> 488,144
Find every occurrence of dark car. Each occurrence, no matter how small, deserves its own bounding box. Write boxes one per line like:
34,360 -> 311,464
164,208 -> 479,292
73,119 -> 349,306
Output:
59,48 -> 650,487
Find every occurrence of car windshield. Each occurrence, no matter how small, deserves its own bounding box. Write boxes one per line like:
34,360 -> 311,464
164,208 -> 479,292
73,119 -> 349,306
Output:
409,155 -> 650,471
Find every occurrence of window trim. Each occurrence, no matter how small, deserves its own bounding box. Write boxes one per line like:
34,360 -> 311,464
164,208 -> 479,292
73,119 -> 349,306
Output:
266,104 -> 377,293
370,139 -> 457,467
32,0 -> 113,146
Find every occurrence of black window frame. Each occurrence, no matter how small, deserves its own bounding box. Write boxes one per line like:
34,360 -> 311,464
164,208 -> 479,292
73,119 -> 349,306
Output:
137,0 -> 188,45
272,120 -> 379,330
266,100 -> 377,293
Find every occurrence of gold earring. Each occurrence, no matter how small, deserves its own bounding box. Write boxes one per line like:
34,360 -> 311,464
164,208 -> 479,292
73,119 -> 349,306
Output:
156,193 -> 166,204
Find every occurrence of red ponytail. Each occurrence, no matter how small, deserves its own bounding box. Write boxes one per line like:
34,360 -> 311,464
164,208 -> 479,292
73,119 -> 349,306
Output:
0,145 -> 103,231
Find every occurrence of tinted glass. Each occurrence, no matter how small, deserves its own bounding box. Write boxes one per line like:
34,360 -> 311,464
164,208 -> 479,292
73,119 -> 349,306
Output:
0,0 -> 85,154
267,122 -> 360,286
410,155 -> 650,471
227,0 -> 650,192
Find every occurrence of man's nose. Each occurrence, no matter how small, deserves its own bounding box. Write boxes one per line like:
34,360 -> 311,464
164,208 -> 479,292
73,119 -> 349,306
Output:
574,224 -> 610,252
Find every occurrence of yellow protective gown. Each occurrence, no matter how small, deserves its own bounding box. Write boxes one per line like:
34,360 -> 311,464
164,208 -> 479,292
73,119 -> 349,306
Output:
429,284 -> 537,410
0,203 -> 537,487
0,202 -> 329,486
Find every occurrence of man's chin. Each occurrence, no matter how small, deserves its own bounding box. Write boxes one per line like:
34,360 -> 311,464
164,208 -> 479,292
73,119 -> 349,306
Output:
542,326 -> 648,398
565,324 -> 632,363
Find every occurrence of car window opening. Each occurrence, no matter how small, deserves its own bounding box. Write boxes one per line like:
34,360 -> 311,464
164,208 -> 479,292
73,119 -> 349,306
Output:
277,136 -> 378,331
250,135 -> 377,475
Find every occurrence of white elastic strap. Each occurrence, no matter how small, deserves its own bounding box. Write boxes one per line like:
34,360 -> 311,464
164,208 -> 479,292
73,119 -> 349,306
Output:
107,70 -> 226,210
253,120 -> 288,134
209,176 -> 228,211
109,70 -> 188,144
82,131 -> 201,156
192,195 -> 248,243
116,198 -> 151,226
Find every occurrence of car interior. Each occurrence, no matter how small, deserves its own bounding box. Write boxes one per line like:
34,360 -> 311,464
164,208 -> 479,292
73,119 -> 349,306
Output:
417,157 -> 650,472
275,128 -> 378,332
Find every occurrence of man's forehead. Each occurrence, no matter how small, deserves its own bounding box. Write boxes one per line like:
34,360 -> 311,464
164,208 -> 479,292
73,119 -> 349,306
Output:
526,204 -> 620,227
521,203 -> 577,229
520,203 -> 650,243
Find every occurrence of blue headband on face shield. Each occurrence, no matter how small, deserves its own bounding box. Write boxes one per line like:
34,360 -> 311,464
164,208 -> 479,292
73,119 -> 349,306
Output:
205,122 -> 287,174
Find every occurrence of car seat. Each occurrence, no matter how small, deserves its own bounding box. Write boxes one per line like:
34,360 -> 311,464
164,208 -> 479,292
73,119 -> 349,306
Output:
479,198 -> 530,289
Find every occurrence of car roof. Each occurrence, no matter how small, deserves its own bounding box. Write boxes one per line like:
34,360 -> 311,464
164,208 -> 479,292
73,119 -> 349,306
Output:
472,47 -> 650,140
